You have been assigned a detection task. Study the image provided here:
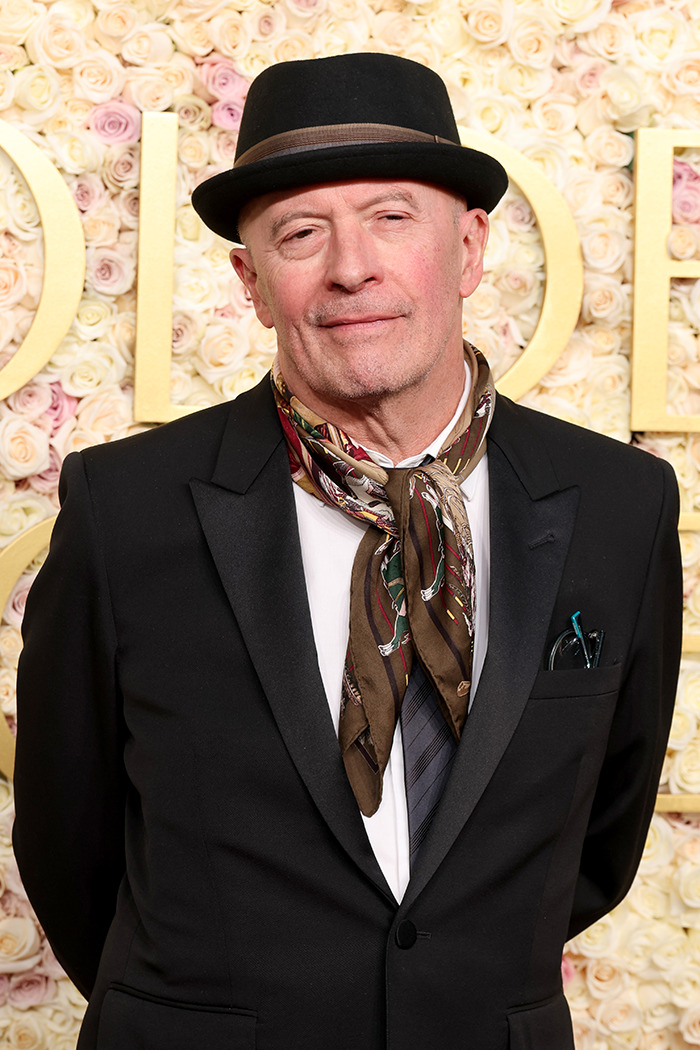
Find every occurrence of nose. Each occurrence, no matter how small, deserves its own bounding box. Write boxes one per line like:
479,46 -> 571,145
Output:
325,222 -> 383,292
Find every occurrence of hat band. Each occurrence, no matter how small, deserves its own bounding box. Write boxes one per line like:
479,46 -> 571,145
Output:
234,123 -> 456,168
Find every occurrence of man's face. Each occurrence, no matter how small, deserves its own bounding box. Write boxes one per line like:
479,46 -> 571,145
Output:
230,179 -> 488,420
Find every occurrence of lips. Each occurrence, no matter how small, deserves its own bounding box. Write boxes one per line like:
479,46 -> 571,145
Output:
320,314 -> 399,327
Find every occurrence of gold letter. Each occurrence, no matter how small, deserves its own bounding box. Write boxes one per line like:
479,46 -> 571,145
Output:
630,129 -> 700,432
0,122 -> 85,400
459,129 -> 584,402
0,517 -> 55,780
133,112 -> 192,424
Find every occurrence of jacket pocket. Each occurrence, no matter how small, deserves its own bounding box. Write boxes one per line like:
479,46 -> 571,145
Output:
507,994 -> 574,1050
96,985 -> 256,1050
530,662 -> 622,699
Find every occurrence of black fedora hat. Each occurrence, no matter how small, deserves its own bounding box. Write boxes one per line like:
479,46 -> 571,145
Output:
191,52 -> 508,243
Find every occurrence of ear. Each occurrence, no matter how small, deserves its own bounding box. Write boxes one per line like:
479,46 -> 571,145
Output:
229,247 -> 275,329
458,208 -> 489,300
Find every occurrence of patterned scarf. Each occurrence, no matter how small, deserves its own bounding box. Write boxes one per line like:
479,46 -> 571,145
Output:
272,343 -> 495,816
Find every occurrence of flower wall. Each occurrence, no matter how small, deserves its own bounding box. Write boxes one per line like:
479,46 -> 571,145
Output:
0,0 -> 699,1045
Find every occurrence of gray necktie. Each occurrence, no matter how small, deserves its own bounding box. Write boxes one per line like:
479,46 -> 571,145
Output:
400,661 -> 458,868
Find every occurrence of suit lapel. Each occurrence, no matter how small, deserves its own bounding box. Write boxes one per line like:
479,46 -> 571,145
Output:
401,395 -> 580,911
189,380 -> 394,903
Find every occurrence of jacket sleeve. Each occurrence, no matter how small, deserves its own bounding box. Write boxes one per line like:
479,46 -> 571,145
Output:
12,451 -> 127,999
567,457 -> 683,939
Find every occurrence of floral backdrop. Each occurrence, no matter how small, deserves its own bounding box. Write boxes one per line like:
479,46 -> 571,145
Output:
0,0 -> 699,1045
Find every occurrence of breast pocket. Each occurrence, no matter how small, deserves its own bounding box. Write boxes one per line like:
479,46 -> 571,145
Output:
530,662 -> 623,700
96,985 -> 256,1050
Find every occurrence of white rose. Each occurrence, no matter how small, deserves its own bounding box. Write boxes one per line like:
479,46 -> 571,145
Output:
670,964 -> 700,1008
194,323 -> 248,385
0,415 -> 49,479
72,50 -> 125,102
0,917 -> 41,973
174,260 -> 222,311
630,8 -> 688,70
581,228 -> 629,275
57,339 -> 127,396
0,257 -> 25,309
531,94 -> 577,135
0,0 -> 41,45
7,382 -> 52,421
571,914 -> 619,958
600,170 -> 633,209
174,94 -> 211,131
219,361 -> 270,400
46,129 -> 103,176
669,741 -> 700,794
0,493 -> 52,547
652,930 -> 689,971
178,130 -> 210,171
639,816 -> 676,874
499,60 -> 554,101
675,860 -> 700,910
85,246 -> 136,297
71,298 -> 115,341
0,68 -> 14,110
637,980 -> 677,1033
508,14 -> 556,69
669,707 -> 698,750
465,95 -> 519,137
680,670 -> 700,718
12,63 -> 61,122
626,881 -> 669,922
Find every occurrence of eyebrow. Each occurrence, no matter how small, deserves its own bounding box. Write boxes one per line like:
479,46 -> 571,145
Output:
268,190 -> 421,240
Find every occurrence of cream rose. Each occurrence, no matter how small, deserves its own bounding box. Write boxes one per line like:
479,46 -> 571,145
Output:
123,68 -> 173,111
194,323 -> 248,385
0,416 -> 49,479
72,50 -> 125,103
121,23 -> 173,65
681,1003 -> 700,1045
219,361 -> 271,400
581,13 -> 631,59
585,957 -> 627,1000
0,917 -> 41,973
595,993 -> 643,1039
0,667 -> 15,717
174,94 -> 211,131
668,226 -> 698,262
627,881 -> 669,922
71,297 -> 115,341
94,4 -> 139,52
208,12 -> 251,59
639,816 -> 676,874
0,625 -> 23,666
581,274 -> 629,326
168,18 -> 212,58
25,12 -> 85,68
670,964 -> 700,1008
47,129 -> 104,175
585,125 -> 635,168
668,707 -> 697,750
631,8 -> 688,70
76,385 -> 132,441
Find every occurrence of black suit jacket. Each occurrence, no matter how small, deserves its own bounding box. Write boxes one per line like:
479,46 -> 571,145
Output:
13,381 -> 682,1050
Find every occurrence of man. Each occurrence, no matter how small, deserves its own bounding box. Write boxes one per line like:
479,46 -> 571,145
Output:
13,53 -> 681,1050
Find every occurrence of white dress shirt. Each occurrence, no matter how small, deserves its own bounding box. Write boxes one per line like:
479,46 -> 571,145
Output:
293,370 -> 490,902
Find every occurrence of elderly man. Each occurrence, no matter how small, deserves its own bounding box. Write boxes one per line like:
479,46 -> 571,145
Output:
13,53 -> 681,1050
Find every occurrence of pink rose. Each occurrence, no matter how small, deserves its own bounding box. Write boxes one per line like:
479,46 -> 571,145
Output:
86,245 -> 136,295
0,974 -> 8,1005
561,954 -> 576,987
196,56 -> 248,104
28,445 -> 61,495
673,160 -> 700,224
3,573 -> 35,629
210,98 -> 244,130
89,98 -> 141,145
46,382 -> 78,435
71,172 -> 108,214
8,972 -> 56,1009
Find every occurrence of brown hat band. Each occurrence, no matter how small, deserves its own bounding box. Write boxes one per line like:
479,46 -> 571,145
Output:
234,123 -> 457,168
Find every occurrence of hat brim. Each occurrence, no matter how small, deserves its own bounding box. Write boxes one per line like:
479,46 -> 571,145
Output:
191,140 -> 508,243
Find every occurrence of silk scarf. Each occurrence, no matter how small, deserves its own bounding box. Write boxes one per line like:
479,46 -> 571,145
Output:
272,343 -> 495,816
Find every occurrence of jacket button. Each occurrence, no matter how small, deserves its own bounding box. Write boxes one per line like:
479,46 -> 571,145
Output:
395,920 -> 417,949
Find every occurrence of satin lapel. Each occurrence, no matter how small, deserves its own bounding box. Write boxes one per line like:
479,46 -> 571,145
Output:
400,396 -> 580,911
189,380 -> 394,903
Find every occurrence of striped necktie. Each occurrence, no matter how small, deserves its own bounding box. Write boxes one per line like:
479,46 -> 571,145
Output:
400,661 -> 458,867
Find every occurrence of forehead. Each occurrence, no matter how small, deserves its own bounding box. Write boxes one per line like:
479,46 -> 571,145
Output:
238,179 -> 462,236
